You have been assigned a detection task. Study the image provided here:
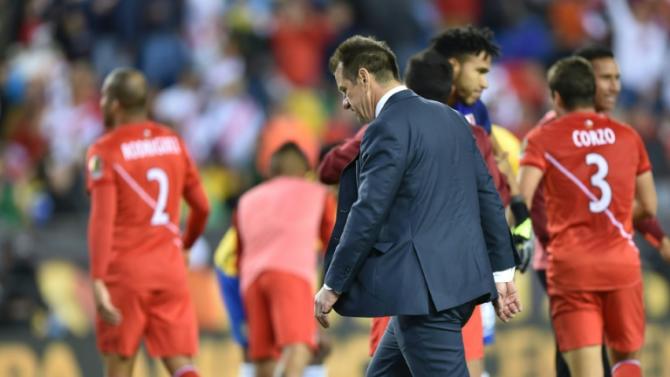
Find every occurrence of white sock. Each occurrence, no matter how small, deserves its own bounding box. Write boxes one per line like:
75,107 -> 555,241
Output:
239,362 -> 255,377
302,365 -> 327,377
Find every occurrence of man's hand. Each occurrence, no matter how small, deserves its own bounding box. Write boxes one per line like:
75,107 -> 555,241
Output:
660,237 -> 670,263
512,218 -> 535,273
493,281 -> 522,322
93,279 -> 122,325
314,285 -> 340,328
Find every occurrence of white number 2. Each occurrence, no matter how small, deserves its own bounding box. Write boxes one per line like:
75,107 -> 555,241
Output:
586,153 -> 611,213
147,168 -> 169,225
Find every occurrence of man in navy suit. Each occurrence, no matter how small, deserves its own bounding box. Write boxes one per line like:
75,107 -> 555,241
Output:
313,35 -> 521,376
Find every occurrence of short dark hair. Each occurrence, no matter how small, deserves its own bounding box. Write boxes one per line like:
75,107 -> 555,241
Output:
104,67 -> 148,113
548,56 -> 595,110
430,26 -> 500,61
573,45 -> 614,62
269,142 -> 309,176
328,35 -> 399,83
404,49 -> 453,104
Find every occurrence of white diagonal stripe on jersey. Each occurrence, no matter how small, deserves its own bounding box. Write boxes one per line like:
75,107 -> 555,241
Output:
544,152 -> 636,248
113,164 -> 180,236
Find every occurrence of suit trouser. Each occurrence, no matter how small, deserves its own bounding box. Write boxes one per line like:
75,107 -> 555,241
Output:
366,301 -> 476,377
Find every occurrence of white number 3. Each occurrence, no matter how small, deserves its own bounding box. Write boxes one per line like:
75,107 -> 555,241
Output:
147,168 -> 169,225
586,153 -> 611,213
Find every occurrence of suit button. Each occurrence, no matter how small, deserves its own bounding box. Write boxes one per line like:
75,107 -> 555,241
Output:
339,208 -> 349,213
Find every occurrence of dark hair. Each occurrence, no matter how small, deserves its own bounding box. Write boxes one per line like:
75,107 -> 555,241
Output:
548,56 -> 595,110
430,26 -> 500,61
328,35 -> 399,82
269,142 -> 309,176
573,45 -> 614,62
404,49 -> 453,104
104,67 -> 148,112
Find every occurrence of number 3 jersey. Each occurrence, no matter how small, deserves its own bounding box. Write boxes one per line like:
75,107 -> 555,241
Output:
521,112 -> 651,293
86,122 -> 208,288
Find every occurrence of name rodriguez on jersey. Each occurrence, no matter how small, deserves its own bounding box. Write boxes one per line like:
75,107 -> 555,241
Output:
121,136 -> 181,160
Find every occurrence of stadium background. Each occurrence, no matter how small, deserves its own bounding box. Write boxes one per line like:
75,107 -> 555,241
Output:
1,0 -> 670,376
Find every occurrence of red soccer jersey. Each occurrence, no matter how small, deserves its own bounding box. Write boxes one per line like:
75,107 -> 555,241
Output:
521,112 -> 651,292
86,122 -> 209,289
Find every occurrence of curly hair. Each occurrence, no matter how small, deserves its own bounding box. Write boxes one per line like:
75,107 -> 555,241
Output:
430,25 -> 500,61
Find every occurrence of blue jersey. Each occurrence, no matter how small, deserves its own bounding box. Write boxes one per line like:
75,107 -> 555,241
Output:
453,99 -> 492,134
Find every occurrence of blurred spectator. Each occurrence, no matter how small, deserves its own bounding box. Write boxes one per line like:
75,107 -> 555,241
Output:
605,0 -> 668,106
0,233 -> 47,328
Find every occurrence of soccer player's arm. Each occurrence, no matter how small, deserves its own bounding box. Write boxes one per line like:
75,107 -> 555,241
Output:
317,125 -> 367,184
630,132 -> 670,258
181,142 -> 210,249
518,133 -> 546,209
86,146 -> 117,280
86,146 -> 122,324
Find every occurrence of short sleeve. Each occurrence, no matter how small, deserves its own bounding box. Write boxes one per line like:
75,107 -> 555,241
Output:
86,144 -> 114,192
520,128 -> 547,171
633,129 -> 652,175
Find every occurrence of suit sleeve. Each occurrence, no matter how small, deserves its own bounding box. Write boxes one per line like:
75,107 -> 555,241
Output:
181,140 -> 210,249
472,135 -> 519,271
324,120 -> 407,293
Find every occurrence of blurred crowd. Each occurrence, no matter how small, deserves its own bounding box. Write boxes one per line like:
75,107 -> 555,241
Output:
2,0 -> 670,328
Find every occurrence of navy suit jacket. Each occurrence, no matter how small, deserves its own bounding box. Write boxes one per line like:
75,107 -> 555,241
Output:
323,89 -> 518,317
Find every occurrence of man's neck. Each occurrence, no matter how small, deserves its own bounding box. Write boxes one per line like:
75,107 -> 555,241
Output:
561,106 -> 596,116
115,113 -> 148,128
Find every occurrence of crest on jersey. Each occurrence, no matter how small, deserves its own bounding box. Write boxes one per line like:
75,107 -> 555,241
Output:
88,155 -> 104,180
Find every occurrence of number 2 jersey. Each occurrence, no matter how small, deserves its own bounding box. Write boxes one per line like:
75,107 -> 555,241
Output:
86,122 -> 209,289
520,112 -> 651,293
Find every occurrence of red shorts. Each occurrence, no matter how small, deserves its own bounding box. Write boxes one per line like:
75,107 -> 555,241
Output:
462,304 -> 484,361
96,282 -> 198,357
550,282 -> 644,353
243,271 -> 317,360
368,306 -> 483,361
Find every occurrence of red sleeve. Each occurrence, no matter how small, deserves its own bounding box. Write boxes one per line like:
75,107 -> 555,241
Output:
88,181 -> 117,279
86,145 -> 117,279
86,144 -> 114,192
181,142 -> 210,249
317,125 -> 367,184
471,125 -> 511,206
633,129 -> 652,175
520,128 -> 547,171
319,191 -> 337,249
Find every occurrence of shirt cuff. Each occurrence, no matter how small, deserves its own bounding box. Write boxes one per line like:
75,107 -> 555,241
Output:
323,283 -> 334,291
493,267 -> 516,283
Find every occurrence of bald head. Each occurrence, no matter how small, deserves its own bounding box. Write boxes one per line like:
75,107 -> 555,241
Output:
101,68 -> 148,128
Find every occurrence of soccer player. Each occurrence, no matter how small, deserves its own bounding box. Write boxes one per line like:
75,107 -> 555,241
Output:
531,45 -> 670,377
86,68 -> 210,377
236,142 -> 335,377
519,56 -> 661,377
429,25 -> 534,376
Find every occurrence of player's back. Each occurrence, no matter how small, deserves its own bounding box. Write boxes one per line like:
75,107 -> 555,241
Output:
88,122 -> 198,288
523,112 -> 651,292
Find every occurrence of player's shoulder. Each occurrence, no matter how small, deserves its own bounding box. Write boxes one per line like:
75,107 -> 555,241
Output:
87,130 -> 117,157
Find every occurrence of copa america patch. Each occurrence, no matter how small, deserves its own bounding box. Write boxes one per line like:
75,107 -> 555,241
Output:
88,155 -> 104,180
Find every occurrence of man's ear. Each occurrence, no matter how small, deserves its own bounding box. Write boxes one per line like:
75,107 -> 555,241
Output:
358,68 -> 371,85
448,57 -> 460,76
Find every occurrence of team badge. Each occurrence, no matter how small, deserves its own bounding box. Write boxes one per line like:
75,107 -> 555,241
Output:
88,155 -> 104,180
